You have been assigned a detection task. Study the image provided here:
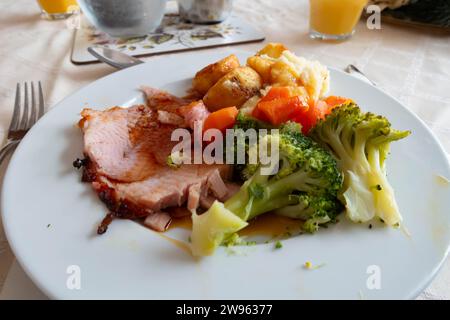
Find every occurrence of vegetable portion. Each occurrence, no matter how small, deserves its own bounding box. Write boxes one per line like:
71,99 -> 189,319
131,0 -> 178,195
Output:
191,201 -> 248,257
292,99 -> 328,135
324,96 -> 352,109
246,43 -> 330,101
203,66 -> 262,111
310,102 -> 410,226
190,122 -> 343,256
250,88 -> 353,135
251,87 -> 308,129
193,54 -> 240,95
274,194 -> 343,233
254,96 -> 307,126
203,106 -> 239,133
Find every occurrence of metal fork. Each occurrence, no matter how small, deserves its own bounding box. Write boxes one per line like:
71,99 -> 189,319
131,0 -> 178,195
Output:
0,82 -> 45,166
345,64 -> 378,87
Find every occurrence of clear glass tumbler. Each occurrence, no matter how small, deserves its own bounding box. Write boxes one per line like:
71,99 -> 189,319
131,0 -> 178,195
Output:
37,0 -> 79,20
309,0 -> 368,41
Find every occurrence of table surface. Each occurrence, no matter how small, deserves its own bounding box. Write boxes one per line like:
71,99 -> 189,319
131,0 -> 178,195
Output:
1,0 -> 449,300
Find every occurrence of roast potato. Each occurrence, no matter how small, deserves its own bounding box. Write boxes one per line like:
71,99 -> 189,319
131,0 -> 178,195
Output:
247,55 -> 273,83
256,42 -> 288,58
193,54 -> 240,95
203,66 -> 262,111
269,60 -> 298,87
247,43 -> 289,84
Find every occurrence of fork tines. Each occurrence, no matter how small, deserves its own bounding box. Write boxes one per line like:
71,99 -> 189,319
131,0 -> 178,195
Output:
9,81 -> 45,135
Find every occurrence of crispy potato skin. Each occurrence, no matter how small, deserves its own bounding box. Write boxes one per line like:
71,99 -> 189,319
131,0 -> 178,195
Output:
193,54 -> 240,95
247,43 -> 289,84
256,43 -> 287,58
247,55 -> 272,83
270,61 -> 299,87
203,66 -> 262,111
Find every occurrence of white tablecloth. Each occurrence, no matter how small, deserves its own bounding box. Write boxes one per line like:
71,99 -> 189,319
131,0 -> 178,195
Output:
1,0 -> 449,300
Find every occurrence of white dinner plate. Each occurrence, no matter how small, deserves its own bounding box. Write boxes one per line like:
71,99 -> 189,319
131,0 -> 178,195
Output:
2,50 -> 450,299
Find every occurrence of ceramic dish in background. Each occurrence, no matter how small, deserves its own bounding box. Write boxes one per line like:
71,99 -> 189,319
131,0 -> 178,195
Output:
77,0 -> 167,37
178,0 -> 234,24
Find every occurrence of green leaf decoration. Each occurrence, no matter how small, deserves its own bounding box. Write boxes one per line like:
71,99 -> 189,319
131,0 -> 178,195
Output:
177,23 -> 195,30
148,33 -> 174,44
116,36 -> 147,45
191,29 -> 223,40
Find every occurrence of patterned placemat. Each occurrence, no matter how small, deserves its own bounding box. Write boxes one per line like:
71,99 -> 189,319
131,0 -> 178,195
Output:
71,13 -> 265,64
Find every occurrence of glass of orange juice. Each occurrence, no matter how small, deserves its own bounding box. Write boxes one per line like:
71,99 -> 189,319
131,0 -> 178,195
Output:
309,0 -> 368,41
37,0 -> 79,20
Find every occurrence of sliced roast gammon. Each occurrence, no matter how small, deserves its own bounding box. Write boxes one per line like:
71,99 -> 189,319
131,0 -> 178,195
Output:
77,99 -> 232,233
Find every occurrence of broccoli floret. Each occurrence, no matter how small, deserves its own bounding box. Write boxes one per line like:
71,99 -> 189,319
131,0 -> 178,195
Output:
230,111 -> 275,181
190,125 -> 343,256
274,194 -> 343,233
226,127 -> 342,220
309,102 -> 410,226
234,111 -> 273,131
279,121 -> 303,135
240,163 -> 259,181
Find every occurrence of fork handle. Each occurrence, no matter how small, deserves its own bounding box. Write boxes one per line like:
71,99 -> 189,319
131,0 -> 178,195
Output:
0,141 -> 19,166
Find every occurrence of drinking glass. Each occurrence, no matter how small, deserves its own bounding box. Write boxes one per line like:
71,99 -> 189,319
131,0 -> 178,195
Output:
309,0 -> 368,41
37,0 -> 79,20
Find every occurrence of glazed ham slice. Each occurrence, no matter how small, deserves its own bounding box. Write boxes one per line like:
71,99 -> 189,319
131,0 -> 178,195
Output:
199,182 -> 242,210
142,86 -> 210,130
166,206 -> 191,218
187,183 -> 202,212
79,105 -> 177,182
157,110 -> 185,127
179,100 -> 210,131
144,212 -> 172,232
141,86 -> 190,114
92,163 -> 231,215
207,169 -> 229,200
78,99 -> 232,232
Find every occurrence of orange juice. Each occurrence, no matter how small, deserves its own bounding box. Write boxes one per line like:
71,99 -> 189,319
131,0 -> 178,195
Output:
310,0 -> 368,39
38,0 -> 78,15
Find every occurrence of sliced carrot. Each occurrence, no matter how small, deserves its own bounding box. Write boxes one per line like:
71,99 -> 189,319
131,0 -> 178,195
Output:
252,86 -> 310,125
324,95 -> 351,106
203,106 -> 239,133
260,86 -> 292,102
292,97 -> 350,134
256,96 -> 307,126
251,104 -> 270,123
314,100 -> 329,118
293,100 -> 328,134
293,108 -> 315,134
252,87 -> 292,123
251,86 -> 337,131
324,96 -> 352,114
